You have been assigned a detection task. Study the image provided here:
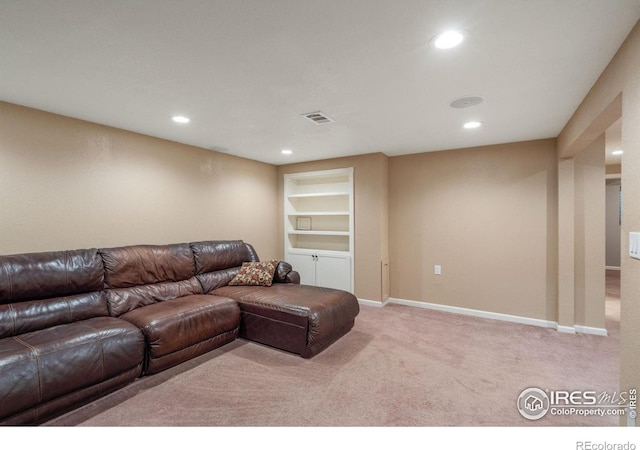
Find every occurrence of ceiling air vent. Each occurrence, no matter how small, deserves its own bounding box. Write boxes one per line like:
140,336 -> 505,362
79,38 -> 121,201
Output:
302,111 -> 334,124
449,96 -> 484,109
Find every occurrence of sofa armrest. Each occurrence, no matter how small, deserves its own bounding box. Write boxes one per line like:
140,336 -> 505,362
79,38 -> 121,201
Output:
273,261 -> 301,284
285,270 -> 300,284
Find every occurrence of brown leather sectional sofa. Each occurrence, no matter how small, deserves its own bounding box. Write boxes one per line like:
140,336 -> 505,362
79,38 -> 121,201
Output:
0,240 -> 359,425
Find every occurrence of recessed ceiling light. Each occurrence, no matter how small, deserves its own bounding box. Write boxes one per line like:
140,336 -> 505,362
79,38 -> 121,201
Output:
463,121 -> 483,129
431,30 -> 464,49
612,150 -> 624,155
172,115 -> 190,124
281,149 -> 293,155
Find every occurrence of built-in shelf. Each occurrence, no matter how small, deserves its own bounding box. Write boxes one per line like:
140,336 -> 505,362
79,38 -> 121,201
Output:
287,212 -> 350,216
287,192 -> 349,198
284,167 -> 354,292
287,230 -> 350,236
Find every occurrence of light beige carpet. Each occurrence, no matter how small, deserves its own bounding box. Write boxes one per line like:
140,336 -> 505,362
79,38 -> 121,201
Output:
46,273 -> 621,427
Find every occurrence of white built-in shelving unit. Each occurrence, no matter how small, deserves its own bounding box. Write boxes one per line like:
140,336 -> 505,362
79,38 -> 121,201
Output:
284,167 -> 354,292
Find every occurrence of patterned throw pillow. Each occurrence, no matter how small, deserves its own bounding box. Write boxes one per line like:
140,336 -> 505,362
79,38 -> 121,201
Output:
228,260 -> 279,287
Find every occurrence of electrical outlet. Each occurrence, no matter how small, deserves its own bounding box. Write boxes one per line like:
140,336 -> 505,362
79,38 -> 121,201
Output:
434,265 -> 442,275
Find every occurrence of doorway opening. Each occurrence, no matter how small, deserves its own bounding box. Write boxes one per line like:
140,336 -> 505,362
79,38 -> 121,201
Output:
604,118 -> 622,336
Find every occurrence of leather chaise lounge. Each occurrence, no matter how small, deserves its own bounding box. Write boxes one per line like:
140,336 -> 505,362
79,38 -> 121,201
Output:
215,284 -> 360,358
190,241 -> 359,359
0,240 -> 359,425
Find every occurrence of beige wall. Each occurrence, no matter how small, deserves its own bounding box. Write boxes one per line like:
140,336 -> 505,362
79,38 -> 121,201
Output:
0,101 -> 279,259
557,158 -> 576,329
389,139 -> 558,321
558,19 -> 640,417
606,164 -> 622,175
559,135 -> 607,332
278,153 -> 389,302
573,135 -> 606,329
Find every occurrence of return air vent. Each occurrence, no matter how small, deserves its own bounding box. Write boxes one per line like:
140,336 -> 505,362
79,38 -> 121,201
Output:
302,111 -> 334,124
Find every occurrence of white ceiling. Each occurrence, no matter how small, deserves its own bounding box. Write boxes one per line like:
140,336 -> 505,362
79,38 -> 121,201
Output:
1,0 -> 639,165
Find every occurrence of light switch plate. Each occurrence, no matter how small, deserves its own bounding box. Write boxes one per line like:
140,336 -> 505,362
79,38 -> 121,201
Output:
630,232 -> 640,260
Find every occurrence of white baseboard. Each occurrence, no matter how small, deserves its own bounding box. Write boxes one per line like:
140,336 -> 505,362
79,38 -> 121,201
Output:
575,325 -> 608,336
385,297 -> 608,336
606,266 -> 621,271
557,325 -> 576,334
357,298 -> 387,307
388,297 -> 557,329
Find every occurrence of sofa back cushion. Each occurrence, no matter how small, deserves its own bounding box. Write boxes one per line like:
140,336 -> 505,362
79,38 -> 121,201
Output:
101,243 -> 195,288
99,243 -> 202,316
190,241 -> 259,293
190,240 -> 257,273
0,249 -> 108,338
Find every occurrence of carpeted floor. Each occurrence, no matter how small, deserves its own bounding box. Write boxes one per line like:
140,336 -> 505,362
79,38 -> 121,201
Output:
45,271 -> 621,427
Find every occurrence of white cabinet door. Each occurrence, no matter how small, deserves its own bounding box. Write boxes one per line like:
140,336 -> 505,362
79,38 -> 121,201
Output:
286,252 -> 317,286
286,251 -> 351,292
315,254 -> 350,291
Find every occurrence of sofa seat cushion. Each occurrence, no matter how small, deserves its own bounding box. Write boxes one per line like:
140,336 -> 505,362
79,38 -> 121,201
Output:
120,294 -> 240,374
213,284 -> 360,358
0,317 -> 144,422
